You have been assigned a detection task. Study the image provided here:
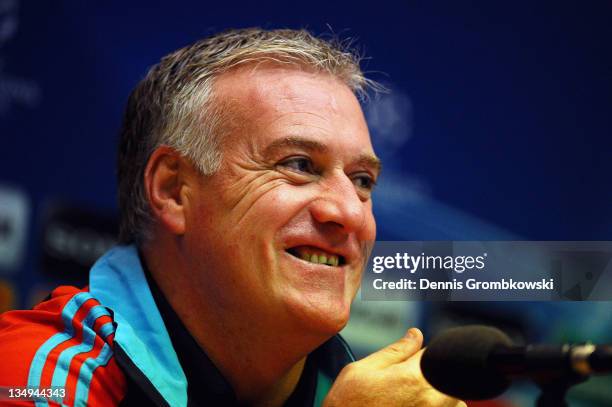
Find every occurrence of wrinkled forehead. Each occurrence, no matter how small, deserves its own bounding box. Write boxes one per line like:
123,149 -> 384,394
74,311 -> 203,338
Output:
213,64 -> 372,149
248,67 -> 347,113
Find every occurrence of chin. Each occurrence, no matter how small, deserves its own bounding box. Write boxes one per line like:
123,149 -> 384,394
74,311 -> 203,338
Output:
321,311 -> 351,335
286,295 -> 353,337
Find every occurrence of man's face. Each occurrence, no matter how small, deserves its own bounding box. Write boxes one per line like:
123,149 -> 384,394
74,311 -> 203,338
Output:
183,65 -> 378,336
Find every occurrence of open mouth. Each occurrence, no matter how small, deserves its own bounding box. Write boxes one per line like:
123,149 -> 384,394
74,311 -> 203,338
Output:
286,246 -> 346,267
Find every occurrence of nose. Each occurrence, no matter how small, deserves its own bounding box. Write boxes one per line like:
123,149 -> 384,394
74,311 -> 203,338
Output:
308,172 -> 369,235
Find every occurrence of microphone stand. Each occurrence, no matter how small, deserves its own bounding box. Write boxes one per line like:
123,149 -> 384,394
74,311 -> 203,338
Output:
535,371 -> 587,407
498,343 -> 592,406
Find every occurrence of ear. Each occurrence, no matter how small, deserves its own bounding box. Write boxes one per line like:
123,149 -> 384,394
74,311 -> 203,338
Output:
144,146 -> 190,236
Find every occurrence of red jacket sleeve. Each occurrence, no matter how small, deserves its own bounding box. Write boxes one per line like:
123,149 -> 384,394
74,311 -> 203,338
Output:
0,286 -> 127,406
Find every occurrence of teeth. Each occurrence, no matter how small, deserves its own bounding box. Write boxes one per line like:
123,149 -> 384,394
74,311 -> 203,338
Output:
292,248 -> 340,267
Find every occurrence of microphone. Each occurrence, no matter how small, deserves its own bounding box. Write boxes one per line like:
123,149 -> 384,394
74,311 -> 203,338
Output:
420,325 -> 612,400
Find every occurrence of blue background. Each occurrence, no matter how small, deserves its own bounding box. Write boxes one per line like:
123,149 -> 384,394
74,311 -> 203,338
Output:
1,1 -> 611,405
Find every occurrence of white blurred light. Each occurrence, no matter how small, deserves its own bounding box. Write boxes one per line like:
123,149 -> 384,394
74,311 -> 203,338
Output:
365,88 -> 414,156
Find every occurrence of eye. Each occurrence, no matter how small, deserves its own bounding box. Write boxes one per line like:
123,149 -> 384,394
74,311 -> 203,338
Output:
352,173 -> 377,191
278,156 -> 316,174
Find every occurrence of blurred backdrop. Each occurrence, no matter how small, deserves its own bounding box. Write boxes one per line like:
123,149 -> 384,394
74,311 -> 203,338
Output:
0,1 -> 611,405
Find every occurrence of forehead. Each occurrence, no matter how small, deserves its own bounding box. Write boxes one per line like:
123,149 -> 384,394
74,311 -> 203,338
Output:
213,64 -> 373,151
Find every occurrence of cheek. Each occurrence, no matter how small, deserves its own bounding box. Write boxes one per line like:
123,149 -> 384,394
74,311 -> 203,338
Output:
240,184 -> 314,232
360,203 -> 377,242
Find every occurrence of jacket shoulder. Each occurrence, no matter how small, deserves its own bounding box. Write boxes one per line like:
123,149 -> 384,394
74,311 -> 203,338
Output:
0,286 -> 127,406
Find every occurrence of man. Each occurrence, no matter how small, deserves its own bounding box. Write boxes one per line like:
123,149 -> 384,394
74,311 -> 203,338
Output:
0,28 -> 465,406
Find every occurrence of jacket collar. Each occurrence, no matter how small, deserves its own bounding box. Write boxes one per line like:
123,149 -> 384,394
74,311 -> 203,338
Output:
89,245 -> 188,407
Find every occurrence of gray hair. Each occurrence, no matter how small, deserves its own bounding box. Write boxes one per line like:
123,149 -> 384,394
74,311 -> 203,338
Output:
117,27 -> 377,244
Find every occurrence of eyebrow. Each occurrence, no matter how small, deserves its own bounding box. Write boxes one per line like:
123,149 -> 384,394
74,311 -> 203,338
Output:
356,154 -> 383,174
263,136 -> 328,156
263,136 -> 382,174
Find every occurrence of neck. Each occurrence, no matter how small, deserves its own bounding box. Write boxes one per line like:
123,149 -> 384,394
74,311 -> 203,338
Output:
142,241 -> 327,406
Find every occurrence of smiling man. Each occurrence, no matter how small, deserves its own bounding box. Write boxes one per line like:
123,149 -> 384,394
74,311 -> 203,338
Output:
0,29 -> 464,406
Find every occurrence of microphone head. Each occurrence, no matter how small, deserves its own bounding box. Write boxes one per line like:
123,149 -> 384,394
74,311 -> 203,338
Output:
420,325 -> 513,400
